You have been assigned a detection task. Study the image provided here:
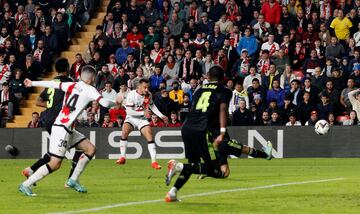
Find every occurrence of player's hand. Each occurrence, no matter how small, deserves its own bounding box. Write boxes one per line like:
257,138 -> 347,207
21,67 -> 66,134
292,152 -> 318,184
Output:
23,78 -> 32,87
214,134 -> 224,148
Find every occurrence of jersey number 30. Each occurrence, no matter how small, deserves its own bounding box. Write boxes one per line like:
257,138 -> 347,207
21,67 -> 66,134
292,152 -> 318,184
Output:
196,92 -> 212,112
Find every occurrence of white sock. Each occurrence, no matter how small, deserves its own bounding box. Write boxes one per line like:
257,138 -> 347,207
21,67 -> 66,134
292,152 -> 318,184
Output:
147,143 -> 157,163
175,162 -> 184,172
23,165 -> 50,187
70,153 -> 91,181
120,139 -> 128,158
169,187 -> 178,196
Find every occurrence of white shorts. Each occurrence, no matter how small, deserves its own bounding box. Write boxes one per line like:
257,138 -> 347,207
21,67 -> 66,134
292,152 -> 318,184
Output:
124,116 -> 150,130
49,125 -> 87,158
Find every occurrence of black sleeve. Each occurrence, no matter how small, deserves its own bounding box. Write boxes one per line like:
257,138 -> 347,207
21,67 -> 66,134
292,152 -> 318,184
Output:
39,88 -> 48,101
220,88 -> 232,104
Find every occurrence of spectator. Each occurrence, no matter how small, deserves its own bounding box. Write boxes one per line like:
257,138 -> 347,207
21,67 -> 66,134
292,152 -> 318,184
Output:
232,49 -> 250,80
311,67 -> 327,91
101,113 -> 114,128
343,110 -> 359,125
260,111 -> 271,126
298,91 -> 317,125
266,79 -> 284,108
115,38 -> 134,65
95,64 -> 114,90
247,78 -> 267,104
261,0 -> 281,25
208,25 -> 226,51
116,81 -> 130,106
70,53 -> 86,80
0,82 -> 16,120
340,78 -> 357,112
253,14 -> 271,42
102,82 -> 117,101
52,12 -> 70,51
150,41 -> 164,65
215,14 -> 233,34
83,112 -> 100,127
198,12 -> 214,37
229,82 -> 249,115
285,114 -> 302,126
154,88 -> 178,117
290,79 -> 302,106
166,12 -> 183,37
272,49 -> 290,74
283,93 -> 299,122
27,112 -> 42,128
150,114 -> 165,127
113,115 -> 124,128
330,9 -> 353,42
33,39 -> 51,72
126,25 -> 144,49
328,112 -> 340,126
163,55 -> 179,87
243,66 -> 261,90
325,36 -> 345,62
9,69 -> 27,101
169,81 -> 184,105
179,93 -> 191,122
280,65 -> 296,94
317,93 -> 334,120
83,41 -> 97,64
150,65 -> 164,92
322,79 -> 340,108
261,33 -> 280,57
167,111 -> 182,127
231,99 -> 251,126
269,110 -> 283,126
0,54 -> 11,87
302,77 -> 319,104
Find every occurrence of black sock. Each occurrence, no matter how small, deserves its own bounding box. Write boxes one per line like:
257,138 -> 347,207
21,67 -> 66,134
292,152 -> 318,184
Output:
68,151 -> 83,178
173,163 -> 196,190
30,153 -> 51,171
249,148 -> 268,158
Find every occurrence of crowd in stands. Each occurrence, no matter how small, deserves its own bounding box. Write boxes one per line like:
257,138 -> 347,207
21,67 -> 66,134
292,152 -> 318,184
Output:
4,0 -> 360,128
0,0 -> 98,127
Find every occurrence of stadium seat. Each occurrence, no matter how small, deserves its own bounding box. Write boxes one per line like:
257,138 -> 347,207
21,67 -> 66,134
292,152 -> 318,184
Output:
336,115 -> 350,124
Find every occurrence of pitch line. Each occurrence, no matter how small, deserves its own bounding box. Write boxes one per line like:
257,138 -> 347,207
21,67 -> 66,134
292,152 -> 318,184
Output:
48,177 -> 344,214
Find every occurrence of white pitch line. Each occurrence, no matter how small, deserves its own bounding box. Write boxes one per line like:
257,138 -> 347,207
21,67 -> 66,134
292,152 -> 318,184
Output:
48,177 -> 344,214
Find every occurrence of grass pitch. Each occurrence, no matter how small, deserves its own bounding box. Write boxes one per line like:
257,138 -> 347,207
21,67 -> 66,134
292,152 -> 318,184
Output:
1,158 -> 360,214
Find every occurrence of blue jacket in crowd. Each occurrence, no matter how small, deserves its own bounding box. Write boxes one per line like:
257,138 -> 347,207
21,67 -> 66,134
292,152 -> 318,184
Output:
149,74 -> 164,91
266,88 -> 285,107
236,35 -> 258,56
115,46 -> 134,65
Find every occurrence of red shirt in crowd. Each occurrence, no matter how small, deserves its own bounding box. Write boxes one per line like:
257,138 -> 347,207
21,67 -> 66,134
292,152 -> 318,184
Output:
261,1 -> 281,25
109,108 -> 126,123
126,32 -> 144,49
150,120 -> 165,127
167,121 -> 182,127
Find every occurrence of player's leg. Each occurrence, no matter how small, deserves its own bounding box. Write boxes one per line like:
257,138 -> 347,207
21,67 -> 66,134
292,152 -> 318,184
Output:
22,153 -> 51,179
116,121 -> 134,165
218,139 -> 273,160
66,137 -> 95,193
67,150 -> 84,179
140,123 -> 161,169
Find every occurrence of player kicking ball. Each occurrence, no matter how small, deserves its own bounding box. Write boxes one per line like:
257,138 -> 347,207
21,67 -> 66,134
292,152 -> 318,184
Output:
163,66 -> 272,202
116,79 -> 168,169
19,66 -> 116,196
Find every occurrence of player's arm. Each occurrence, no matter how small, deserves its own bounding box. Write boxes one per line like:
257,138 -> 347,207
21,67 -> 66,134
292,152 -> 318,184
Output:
98,97 -> 116,108
24,79 -> 60,89
36,89 -> 47,108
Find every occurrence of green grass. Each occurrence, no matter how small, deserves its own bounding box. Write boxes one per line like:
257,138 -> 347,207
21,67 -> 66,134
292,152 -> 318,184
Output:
1,158 -> 360,214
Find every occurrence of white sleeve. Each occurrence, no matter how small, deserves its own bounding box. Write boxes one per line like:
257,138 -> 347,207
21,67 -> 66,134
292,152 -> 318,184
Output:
32,81 -> 61,89
88,86 -> 116,108
150,103 -> 165,118
245,95 -> 250,109
229,92 -> 235,114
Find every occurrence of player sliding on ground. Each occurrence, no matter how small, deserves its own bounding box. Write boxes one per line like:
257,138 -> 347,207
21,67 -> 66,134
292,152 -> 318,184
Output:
164,66 -> 272,202
19,66 -> 116,196
116,79 -> 168,170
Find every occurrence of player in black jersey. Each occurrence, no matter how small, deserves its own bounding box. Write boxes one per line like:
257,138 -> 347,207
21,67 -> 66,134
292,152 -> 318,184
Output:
22,58 -> 83,185
164,66 -> 273,202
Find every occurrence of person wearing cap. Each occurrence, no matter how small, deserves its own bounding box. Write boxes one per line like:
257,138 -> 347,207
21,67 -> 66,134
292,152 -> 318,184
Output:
349,63 -> 360,87
231,49 -> 250,80
305,110 -> 319,126
236,28 -> 258,57
198,12 -> 214,37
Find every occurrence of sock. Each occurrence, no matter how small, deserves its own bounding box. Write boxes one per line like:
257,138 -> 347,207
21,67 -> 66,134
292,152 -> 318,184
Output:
175,162 -> 184,172
68,150 -> 83,179
249,148 -> 268,159
173,164 -> 192,190
23,164 -> 52,187
70,153 -> 93,181
120,138 -> 128,158
30,153 -> 51,171
168,187 -> 178,197
147,141 -> 156,163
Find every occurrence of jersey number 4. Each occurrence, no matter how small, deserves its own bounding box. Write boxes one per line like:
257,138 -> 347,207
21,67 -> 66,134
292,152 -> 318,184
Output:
66,94 -> 79,111
196,92 -> 212,112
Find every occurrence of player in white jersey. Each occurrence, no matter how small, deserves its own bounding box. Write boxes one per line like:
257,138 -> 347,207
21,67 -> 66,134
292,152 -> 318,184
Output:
19,66 -> 116,197
116,79 -> 168,169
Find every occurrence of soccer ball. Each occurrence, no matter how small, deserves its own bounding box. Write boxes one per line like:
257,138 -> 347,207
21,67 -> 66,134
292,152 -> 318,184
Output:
314,120 -> 330,135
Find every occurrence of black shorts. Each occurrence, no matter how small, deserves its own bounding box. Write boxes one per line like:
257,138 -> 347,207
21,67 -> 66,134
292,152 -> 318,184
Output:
181,126 -> 217,165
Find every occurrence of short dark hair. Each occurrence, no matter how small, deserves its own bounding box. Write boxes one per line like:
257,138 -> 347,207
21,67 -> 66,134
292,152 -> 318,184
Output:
252,78 -> 260,83
32,112 -> 39,116
55,58 -> 69,73
208,65 -> 224,81
139,78 -> 149,84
